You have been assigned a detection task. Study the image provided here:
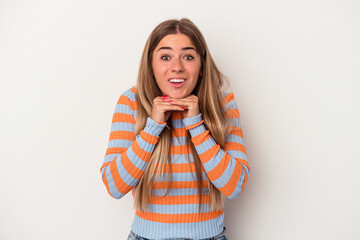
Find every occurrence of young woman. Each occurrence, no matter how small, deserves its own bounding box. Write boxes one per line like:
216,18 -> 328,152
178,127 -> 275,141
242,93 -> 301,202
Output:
100,18 -> 250,240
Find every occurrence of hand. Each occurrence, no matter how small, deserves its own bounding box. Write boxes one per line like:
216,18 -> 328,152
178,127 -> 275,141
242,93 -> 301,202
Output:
166,94 -> 199,119
150,95 -> 186,123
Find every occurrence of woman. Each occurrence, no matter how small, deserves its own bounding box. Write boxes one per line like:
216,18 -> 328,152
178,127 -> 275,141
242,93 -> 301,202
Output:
100,18 -> 250,240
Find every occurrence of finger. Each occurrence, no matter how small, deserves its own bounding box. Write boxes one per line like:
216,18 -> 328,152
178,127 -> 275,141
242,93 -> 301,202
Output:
160,106 -> 186,112
165,98 -> 192,104
157,103 -> 186,111
166,99 -> 193,108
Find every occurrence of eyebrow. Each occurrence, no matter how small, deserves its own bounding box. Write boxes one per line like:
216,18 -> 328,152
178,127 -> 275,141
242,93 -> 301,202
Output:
157,46 -> 196,52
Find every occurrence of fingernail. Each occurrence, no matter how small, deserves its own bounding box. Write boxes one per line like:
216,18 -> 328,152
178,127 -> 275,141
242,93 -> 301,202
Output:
181,107 -> 186,109
168,100 -> 173,102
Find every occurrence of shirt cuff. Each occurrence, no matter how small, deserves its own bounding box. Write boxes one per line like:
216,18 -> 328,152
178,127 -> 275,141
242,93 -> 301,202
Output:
183,113 -> 204,131
144,117 -> 166,136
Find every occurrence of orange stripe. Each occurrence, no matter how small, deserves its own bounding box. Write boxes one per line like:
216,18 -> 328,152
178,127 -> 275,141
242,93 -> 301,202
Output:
100,161 -> 111,173
162,163 -> 202,173
150,194 -> 209,205
109,159 -> 131,194
219,161 -> 242,197
241,173 -> 248,192
230,126 -> 243,138
112,112 -> 135,124
227,108 -> 240,118
225,92 -> 234,103
121,152 -> 143,180
238,158 -> 250,171
185,120 -> 204,131
220,92 -> 234,106
171,111 -> 183,120
117,95 -> 137,111
109,130 -> 135,141
106,147 -> 127,155
207,154 -> 231,181
172,128 -> 187,137
198,144 -> 220,163
171,145 -> 191,155
191,130 -> 211,146
140,130 -> 160,145
102,168 -> 112,197
224,142 -> 246,154
132,140 -> 152,161
136,209 -> 223,223
153,180 -> 208,189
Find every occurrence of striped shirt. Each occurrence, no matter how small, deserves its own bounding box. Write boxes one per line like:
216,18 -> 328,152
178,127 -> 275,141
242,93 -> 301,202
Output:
100,87 -> 249,239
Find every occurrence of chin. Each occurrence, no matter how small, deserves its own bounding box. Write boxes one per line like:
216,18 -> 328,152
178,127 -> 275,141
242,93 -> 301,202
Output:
167,90 -> 193,99
168,93 -> 186,99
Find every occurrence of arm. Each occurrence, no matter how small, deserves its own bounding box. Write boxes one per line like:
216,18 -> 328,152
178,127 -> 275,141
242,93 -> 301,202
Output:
100,89 -> 166,199
183,92 -> 249,199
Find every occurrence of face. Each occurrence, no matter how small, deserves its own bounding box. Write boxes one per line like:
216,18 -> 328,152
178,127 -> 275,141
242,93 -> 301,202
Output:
152,33 -> 202,99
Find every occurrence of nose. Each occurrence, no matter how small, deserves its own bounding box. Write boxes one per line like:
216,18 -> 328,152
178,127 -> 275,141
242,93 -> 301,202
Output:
171,57 -> 184,72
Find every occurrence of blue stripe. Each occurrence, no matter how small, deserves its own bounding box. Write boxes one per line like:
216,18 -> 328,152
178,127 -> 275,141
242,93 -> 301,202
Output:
136,135 -> 156,153
115,154 -> 138,187
241,163 -> 250,176
147,203 -> 212,214
231,117 -> 242,127
195,135 -> 216,155
131,213 -> 224,239
127,147 -> 149,170
226,150 -> 247,160
171,153 -> 194,164
103,154 -> 117,164
171,118 -> 185,128
202,150 -> 225,172
111,122 -> 135,132
114,104 -> 133,114
225,134 -> 244,145
123,89 -> 136,101
152,188 -> 209,196
211,157 -> 235,188
108,139 -> 133,149
171,136 -> 187,146
228,170 -> 246,199
154,172 -> 208,182
105,161 -> 123,199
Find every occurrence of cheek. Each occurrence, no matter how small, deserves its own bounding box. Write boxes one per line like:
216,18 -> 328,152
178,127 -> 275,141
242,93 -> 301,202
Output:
190,66 -> 201,81
153,63 -> 168,77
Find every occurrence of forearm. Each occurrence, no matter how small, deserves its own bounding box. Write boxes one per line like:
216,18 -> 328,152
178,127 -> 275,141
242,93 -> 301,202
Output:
101,117 -> 165,199
183,113 -> 249,199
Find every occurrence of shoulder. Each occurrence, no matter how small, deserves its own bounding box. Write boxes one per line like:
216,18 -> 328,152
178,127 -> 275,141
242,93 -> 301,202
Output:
116,86 -> 137,111
221,91 -> 238,109
119,86 -> 136,101
220,91 -> 241,119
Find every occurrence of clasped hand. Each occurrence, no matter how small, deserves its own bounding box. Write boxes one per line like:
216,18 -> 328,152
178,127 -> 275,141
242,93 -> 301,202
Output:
150,95 -> 199,123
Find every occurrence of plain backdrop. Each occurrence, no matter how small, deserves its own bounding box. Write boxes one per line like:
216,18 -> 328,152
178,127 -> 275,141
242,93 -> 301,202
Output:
1,0 -> 359,239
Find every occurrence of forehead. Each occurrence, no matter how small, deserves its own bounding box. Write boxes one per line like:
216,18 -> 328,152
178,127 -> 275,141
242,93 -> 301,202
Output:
155,33 -> 195,50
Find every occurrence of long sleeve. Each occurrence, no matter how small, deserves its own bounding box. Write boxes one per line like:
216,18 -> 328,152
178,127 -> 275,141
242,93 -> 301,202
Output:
100,88 -> 166,199
183,92 -> 249,199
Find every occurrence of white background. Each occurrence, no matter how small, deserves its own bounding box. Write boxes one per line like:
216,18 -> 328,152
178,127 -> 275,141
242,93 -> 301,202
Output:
1,0 -> 359,239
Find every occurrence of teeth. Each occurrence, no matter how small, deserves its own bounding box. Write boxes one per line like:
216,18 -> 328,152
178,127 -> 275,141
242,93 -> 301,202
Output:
169,79 -> 185,83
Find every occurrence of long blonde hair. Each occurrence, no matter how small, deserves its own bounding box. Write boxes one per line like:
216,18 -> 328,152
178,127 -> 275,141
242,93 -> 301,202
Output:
134,18 -> 232,213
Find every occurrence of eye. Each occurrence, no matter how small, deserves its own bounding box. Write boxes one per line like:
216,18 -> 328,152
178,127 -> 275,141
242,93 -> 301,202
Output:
161,55 -> 171,60
184,55 -> 194,60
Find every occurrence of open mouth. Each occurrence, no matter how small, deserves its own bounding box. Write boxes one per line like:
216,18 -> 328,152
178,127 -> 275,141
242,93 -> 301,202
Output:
168,78 -> 187,88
